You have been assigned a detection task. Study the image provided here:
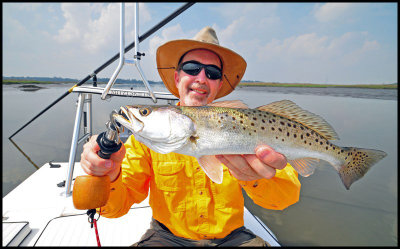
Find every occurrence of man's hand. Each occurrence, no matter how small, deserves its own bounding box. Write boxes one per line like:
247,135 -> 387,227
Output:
215,145 -> 287,181
80,135 -> 126,182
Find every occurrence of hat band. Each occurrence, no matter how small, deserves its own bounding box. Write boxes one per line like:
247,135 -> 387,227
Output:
157,67 -> 176,70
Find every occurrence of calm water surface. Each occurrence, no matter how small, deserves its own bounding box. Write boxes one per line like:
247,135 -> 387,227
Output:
2,84 -> 397,246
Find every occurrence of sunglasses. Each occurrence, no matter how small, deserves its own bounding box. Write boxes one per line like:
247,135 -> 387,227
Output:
178,60 -> 223,80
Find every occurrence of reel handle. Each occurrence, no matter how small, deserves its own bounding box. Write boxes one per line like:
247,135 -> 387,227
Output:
73,132 -> 122,210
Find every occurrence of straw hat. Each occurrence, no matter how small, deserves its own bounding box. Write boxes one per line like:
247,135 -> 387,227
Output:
156,26 -> 247,100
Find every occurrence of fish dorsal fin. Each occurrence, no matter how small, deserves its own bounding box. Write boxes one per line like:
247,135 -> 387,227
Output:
208,100 -> 248,109
257,100 -> 339,140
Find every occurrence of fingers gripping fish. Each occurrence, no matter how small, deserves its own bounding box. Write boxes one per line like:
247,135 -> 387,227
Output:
113,100 -> 387,189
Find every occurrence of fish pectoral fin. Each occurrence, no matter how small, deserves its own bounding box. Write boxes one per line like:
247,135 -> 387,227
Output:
197,156 -> 223,184
288,158 -> 321,177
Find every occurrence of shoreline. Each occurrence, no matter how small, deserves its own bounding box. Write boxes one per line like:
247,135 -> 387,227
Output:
238,82 -> 397,89
2,80 -> 397,89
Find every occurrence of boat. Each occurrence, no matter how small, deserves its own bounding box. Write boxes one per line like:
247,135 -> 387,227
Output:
3,3 -> 281,246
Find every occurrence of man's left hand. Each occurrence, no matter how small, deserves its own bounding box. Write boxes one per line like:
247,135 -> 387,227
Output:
215,145 -> 287,181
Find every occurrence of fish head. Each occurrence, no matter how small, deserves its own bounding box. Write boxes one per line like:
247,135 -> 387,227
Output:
113,105 -> 195,153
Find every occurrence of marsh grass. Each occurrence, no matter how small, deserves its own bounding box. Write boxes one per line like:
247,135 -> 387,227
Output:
239,82 -> 397,89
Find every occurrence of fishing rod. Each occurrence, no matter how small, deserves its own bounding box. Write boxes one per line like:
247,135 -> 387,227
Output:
8,2 -> 195,140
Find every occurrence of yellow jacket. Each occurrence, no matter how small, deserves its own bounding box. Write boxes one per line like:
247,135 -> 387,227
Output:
98,135 -> 301,240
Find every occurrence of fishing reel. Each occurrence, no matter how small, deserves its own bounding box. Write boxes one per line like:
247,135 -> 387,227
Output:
73,110 -> 125,210
97,110 -> 124,159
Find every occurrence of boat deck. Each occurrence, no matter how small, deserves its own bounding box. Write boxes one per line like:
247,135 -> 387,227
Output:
3,162 -> 280,246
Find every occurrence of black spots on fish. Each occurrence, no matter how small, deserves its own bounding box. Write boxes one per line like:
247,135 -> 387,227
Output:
268,120 -> 272,124
304,140 -> 307,144
232,117 -> 236,121
261,127 -> 265,130
306,133 -> 310,137
309,142 -> 312,146
276,136 -> 278,140
272,119 -> 276,122
315,138 -> 319,142
287,132 -> 290,137
280,121 -> 285,126
240,115 -> 244,119
243,127 -> 246,131
240,120 -> 244,124
287,123 -> 291,127
232,126 -> 236,129
282,138 -> 285,142
271,127 -> 275,131
301,134 -> 304,139
278,128 -> 282,132
293,124 -> 297,128
294,134 -> 297,138
253,117 -> 257,121
251,123 -> 255,126
262,119 -> 266,123
300,126 -> 304,130
326,146 -> 329,150
320,141 -> 323,145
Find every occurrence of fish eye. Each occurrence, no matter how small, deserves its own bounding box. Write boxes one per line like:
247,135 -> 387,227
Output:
139,108 -> 151,116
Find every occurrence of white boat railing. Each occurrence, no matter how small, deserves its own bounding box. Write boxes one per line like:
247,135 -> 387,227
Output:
64,87 -> 178,197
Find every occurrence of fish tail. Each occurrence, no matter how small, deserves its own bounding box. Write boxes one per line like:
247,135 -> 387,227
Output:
338,147 -> 387,190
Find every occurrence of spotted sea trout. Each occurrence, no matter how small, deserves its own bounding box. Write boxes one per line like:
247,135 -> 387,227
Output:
113,100 -> 387,189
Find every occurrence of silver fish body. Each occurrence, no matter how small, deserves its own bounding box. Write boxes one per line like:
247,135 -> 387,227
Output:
113,100 -> 387,189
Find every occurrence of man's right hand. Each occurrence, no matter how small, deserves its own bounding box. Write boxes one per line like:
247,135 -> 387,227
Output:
80,135 -> 126,182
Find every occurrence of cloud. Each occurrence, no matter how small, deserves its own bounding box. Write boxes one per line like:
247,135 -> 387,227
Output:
148,24 -> 186,56
54,3 -> 152,54
249,31 -> 383,83
314,3 -> 356,23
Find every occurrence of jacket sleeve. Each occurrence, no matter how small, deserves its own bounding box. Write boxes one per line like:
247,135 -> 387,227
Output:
238,164 -> 301,210
97,136 -> 152,218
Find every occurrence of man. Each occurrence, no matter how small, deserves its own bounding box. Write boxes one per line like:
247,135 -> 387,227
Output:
80,27 -> 301,246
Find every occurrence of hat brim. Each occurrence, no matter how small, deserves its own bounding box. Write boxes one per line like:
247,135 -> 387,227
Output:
156,39 -> 247,100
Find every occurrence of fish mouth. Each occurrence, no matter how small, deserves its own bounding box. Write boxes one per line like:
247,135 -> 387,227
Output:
113,106 -> 144,132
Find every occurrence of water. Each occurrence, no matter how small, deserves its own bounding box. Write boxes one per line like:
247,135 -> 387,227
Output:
2,83 -> 397,246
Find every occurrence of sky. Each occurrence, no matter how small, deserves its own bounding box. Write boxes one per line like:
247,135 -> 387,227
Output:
2,2 -> 398,85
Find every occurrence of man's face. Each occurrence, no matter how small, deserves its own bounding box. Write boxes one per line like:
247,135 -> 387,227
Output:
174,49 -> 223,106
